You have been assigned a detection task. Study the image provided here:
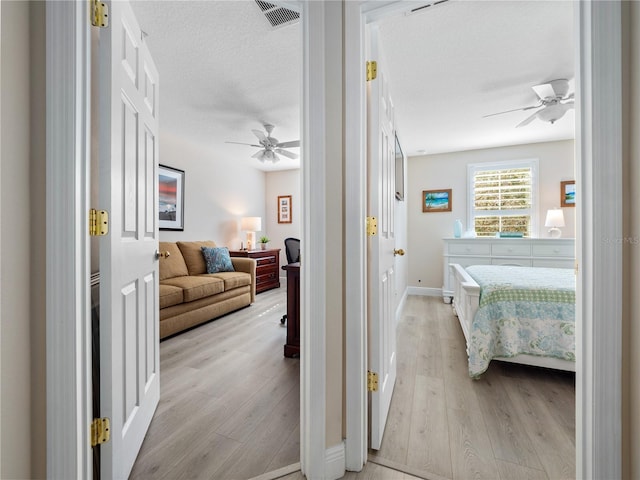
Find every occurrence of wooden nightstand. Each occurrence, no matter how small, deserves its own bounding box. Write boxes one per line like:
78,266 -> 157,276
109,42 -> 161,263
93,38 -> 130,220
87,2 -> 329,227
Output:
228,248 -> 281,294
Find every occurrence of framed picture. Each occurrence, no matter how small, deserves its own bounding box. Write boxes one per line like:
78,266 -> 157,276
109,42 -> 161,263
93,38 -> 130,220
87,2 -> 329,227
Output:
278,195 -> 292,224
158,165 -> 185,231
561,180 -> 575,207
422,189 -> 452,212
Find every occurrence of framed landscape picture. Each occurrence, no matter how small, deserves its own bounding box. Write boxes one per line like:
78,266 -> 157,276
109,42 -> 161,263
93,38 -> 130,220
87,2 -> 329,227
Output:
561,180 -> 575,207
159,165 -> 185,231
422,189 -> 452,212
278,195 -> 292,223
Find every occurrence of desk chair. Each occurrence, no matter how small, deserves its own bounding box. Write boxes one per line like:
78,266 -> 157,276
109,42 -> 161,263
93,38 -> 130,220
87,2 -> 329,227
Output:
281,237 -> 300,324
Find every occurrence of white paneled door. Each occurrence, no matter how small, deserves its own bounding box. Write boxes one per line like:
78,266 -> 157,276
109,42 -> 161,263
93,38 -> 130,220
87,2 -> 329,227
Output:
98,1 -> 160,478
367,25 -> 397,451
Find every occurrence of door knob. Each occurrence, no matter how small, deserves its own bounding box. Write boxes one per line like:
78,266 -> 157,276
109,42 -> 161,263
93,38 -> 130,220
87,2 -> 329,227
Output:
394,248 -> 405,256
155,250 -> 171,259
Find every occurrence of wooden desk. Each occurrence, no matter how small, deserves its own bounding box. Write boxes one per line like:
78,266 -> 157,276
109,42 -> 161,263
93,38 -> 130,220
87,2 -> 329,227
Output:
282,262 -> 300,358
228,248 -> 281,294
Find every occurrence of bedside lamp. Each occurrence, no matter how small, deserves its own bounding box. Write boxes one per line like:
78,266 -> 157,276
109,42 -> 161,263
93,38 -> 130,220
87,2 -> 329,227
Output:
241,216 -> 262,250
545,209 -> 565,238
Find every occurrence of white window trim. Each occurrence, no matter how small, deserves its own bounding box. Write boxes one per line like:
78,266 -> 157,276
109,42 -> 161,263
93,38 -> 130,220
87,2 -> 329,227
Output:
467,158 -> 539,237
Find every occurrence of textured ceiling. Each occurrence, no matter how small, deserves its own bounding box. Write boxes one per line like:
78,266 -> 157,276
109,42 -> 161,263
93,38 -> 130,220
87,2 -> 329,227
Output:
131,0 -> 574,170
378,0 -> 575,156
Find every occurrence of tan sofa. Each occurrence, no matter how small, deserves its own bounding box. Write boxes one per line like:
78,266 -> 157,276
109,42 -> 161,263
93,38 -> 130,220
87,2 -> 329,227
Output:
159,240 -> 256,339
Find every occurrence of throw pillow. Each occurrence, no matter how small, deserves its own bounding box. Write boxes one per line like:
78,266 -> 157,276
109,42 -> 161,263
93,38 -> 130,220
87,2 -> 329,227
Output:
201,246 -> 235,274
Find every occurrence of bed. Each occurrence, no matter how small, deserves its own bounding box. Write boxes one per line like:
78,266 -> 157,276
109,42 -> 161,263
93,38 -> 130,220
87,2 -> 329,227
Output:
449,263 -> 576,378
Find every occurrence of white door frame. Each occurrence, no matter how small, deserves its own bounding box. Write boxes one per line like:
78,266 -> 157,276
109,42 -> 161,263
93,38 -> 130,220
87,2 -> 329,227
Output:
45,1 -> 624,478
45,2 -> 329,479
45,1 -> 93,478
343,1 -> 623,477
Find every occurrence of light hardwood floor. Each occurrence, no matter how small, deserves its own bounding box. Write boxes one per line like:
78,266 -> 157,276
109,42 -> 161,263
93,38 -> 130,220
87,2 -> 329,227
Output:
130,285 -> 300,480
131,291 -> 574,480
370,295 -> 575,480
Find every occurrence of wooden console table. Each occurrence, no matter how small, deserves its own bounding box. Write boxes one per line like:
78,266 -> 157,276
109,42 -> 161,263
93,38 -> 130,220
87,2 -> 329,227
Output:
228,248 -> 281,294
282,262 -> 300,358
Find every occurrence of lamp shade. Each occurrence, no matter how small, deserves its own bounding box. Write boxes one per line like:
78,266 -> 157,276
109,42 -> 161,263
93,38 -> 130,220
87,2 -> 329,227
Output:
241,216 -> 262,232
544,209 -> 565,228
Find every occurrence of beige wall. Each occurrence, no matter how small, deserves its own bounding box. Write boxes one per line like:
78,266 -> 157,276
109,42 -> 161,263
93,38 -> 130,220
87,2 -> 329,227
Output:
1,1 -> 33,477
265,169 -> 301,270
29,2 -> 46,478
626,1 -> 640,477
324,0 -> 343,448
158,131 -> 266,247
407,140 -> 575,290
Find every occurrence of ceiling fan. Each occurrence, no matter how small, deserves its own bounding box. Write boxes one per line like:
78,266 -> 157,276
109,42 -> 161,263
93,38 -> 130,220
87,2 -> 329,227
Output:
226,124 -> 300,163
483,79 -> 575,128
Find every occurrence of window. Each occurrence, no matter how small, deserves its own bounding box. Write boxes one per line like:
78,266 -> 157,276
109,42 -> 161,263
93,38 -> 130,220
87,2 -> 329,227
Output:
468,159 -> 538,237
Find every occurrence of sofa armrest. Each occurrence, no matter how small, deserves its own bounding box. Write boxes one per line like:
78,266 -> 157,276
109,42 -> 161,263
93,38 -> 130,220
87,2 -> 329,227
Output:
231,257 -> 256,302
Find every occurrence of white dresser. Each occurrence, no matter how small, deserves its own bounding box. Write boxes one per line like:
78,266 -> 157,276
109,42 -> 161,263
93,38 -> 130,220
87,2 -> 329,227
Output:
442,237 -> 575,302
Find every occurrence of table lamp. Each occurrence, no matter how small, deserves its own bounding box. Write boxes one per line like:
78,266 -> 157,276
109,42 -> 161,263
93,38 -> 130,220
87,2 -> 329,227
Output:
241,216 -> 262,250
545,208 -> 565,238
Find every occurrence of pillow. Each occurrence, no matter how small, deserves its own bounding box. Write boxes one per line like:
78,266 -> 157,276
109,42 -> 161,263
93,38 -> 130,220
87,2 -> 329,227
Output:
201,246 -> 235,274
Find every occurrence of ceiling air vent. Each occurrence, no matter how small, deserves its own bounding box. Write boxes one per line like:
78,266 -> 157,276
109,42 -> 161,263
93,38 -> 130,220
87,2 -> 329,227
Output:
409,0 -> 450,15
254,0 -> 300,29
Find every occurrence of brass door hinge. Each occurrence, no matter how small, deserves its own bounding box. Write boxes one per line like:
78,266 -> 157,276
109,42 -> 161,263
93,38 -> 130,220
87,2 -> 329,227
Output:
366,216 -> 378,236
91,417 -> 111,447
91,0 -> 109,28
366,61 -> 377,81
367,371 -> 379,392
89,209 -> 109,236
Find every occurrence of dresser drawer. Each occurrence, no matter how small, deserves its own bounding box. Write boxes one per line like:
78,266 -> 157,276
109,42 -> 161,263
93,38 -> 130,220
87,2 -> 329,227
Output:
532,259 -> 575,268
255,255 -> 278,267
447,242 -> 491,256
532,243 -> 574,258
491,242 -> 531,256
491,258 -> 532,267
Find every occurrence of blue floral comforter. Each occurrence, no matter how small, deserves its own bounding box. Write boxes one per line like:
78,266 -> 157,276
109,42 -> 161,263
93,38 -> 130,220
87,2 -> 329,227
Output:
465,265 -> 576,378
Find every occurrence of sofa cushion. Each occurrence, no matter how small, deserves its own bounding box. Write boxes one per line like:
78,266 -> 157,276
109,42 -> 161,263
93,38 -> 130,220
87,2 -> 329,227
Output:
201,246 -> 235,273
159,242 -> 189,280
202,271 -> 251,291
177,241 -> 217,275
159,284 -> 184,309
162,275 -> 224,302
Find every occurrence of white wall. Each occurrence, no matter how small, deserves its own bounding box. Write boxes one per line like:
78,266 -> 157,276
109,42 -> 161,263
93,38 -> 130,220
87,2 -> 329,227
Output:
265,169 -> 301,271
158,131 -> 267,248
407,139 -> 575,290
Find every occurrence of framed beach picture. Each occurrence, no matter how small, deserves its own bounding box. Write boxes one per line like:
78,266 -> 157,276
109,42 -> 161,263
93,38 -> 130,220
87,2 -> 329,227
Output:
561,180 -> 575,207
278,195 -> 292,224
422,189 -> 452,212
159,165 -> 185,231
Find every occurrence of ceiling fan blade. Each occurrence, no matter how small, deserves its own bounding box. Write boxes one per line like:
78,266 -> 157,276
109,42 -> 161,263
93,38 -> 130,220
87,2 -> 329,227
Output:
275,148 -> 299,159
276,140 -> 300,148
482,104 -> 541,118
252,129 -> 267,143
515,111 -> 539,128
252,150 -> 266,162
226,141 -> 263,147
532,83 -> 557,101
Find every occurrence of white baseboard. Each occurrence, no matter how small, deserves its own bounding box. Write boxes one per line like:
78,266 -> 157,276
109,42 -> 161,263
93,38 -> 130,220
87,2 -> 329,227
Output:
324,442 -> 346,480
407,286 -> 442,297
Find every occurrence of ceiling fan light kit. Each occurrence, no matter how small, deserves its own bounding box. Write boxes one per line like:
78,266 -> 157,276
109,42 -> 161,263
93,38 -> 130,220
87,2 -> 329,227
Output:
484,79 -> 575,128
226,123 -> 300,163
